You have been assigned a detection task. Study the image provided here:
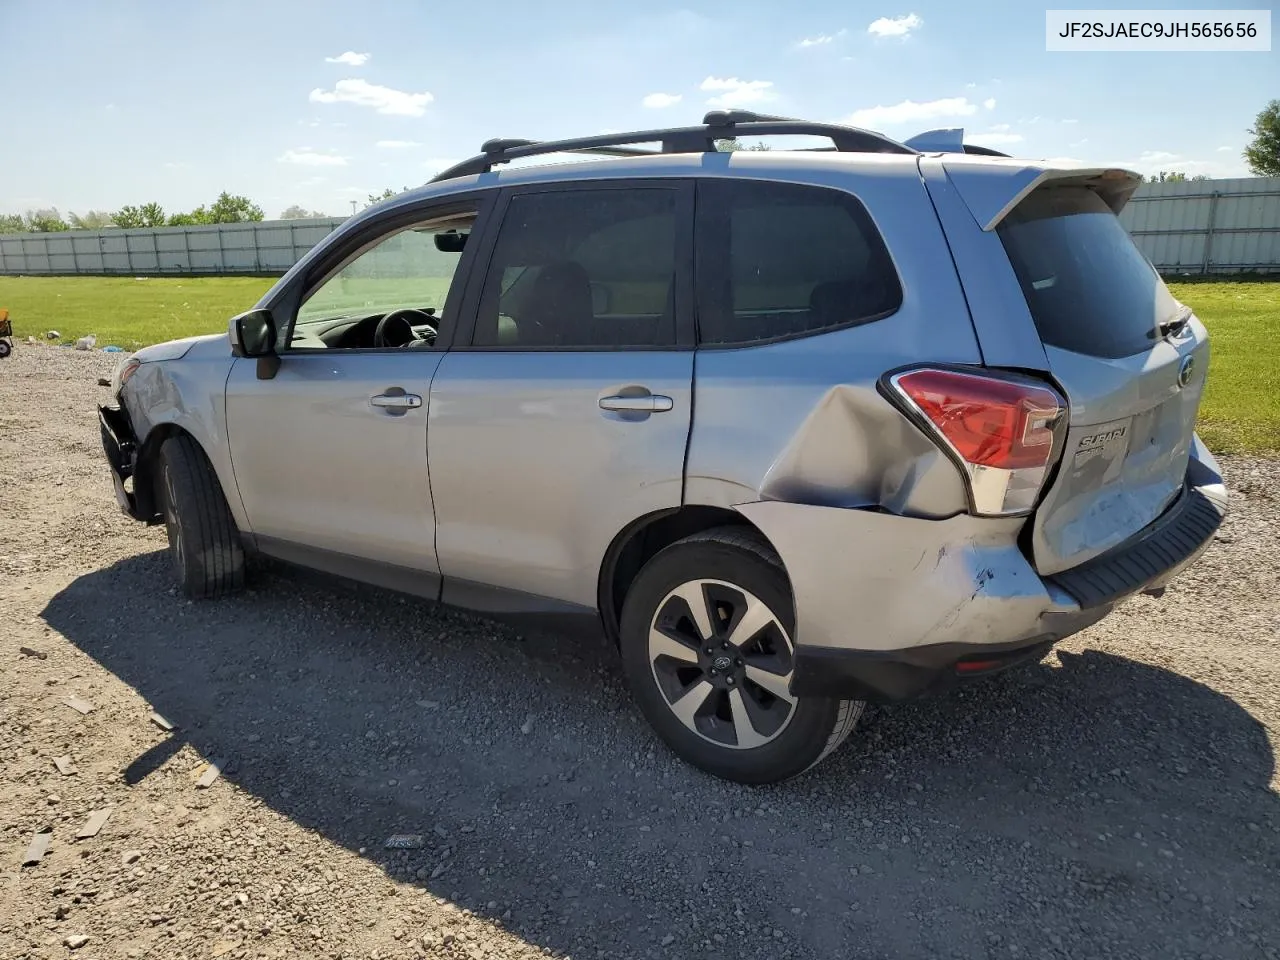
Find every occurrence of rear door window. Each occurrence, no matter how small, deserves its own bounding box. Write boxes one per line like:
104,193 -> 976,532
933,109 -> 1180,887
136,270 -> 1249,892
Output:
695,179 -> 902,346
997,186 -> 1181,359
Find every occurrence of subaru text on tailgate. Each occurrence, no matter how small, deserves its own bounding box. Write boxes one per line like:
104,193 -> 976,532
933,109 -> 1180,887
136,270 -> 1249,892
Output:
97,111 -> 1227,783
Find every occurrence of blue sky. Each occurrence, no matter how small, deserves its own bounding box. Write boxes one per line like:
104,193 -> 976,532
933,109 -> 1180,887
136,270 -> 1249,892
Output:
0,0 -> 1273,218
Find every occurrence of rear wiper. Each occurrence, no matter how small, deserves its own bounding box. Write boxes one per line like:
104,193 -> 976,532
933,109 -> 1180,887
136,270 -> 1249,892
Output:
1158,305 -> 1192,338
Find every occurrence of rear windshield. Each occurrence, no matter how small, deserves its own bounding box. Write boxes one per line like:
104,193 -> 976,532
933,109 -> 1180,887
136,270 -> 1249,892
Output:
997,186 -> 1180,359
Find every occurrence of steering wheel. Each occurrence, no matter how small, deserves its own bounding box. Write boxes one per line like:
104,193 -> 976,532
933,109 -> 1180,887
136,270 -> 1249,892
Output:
374,308 -> 437,348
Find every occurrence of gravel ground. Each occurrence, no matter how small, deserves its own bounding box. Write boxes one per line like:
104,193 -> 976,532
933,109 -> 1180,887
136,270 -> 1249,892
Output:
2,343 -> 1279,960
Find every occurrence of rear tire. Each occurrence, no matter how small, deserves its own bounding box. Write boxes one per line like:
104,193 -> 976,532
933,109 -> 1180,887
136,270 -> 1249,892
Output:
157,435 -> 245,599
0,340 -> 11,359
619,526 -> 862,784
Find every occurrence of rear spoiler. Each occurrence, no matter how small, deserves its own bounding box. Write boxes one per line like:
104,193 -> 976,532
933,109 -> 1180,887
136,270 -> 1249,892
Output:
903,128 -> 1012,157
935,156 -> 1143,232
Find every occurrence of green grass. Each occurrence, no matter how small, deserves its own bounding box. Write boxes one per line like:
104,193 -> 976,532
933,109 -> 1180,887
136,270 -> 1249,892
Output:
0,276 -> 275,351
1166,279 -> 1280,455
1,274 -> 1277,455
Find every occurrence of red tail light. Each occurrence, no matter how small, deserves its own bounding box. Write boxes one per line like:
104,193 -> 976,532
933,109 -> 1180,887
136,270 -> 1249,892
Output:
887,367 -> 1066,516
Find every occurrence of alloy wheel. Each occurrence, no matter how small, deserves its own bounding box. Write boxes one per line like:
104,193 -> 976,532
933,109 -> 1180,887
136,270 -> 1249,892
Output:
647,579 -> 797,749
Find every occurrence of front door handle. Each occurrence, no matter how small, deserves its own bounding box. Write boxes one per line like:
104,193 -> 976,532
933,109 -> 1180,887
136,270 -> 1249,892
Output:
370,392 -> 423,410
599,394 -> 673,413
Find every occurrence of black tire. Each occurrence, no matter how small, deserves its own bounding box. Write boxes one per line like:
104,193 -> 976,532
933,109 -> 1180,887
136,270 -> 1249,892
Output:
619,526 -> 862,784
157,434 -> 245,599
0,340 -> 11,359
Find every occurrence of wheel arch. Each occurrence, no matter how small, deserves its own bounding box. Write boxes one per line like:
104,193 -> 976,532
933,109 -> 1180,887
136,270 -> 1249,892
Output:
596,504 -> 787,647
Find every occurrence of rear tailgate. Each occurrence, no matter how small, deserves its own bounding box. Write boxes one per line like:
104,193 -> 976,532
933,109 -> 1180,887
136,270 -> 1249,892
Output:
923,158 -> 1210,576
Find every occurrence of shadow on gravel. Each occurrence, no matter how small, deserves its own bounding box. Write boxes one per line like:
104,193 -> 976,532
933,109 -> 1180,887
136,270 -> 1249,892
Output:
45,551 -> 1280,960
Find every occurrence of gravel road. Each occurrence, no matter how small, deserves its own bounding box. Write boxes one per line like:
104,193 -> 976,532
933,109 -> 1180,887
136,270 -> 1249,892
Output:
3,344 -> 1279,960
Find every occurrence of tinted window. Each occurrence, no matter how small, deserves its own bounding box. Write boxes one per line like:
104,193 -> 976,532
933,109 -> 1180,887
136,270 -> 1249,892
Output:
696,180 -> 901,345
998,186 -> 1179,359
472,189 -> 678,348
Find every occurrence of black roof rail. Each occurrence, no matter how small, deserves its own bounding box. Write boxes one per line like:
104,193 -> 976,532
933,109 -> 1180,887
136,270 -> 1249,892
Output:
428,110 -> 917,183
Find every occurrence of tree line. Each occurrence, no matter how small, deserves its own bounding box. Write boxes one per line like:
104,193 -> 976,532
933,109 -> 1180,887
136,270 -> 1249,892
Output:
0,193 -> 338,234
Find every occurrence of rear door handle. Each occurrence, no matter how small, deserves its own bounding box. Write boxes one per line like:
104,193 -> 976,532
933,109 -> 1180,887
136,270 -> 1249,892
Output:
370,392 -> 423,409
599,394 -> 673,413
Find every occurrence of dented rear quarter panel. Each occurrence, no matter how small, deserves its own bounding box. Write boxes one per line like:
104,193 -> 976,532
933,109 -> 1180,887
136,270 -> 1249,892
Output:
684,159 -> 983,519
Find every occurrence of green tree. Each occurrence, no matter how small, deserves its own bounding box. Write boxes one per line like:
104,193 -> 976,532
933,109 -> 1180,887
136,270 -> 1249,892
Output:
1243,98 -> 1280,177
279,204 -> 330,220
365,187 -> 409,209
68,210 -> 116,229
166,192 -> 264,226
114,203 -> 167,228
24,208 -> 70,232
166,208 -> 206,226
0,213 -> 25,233
207,191 -> 264,223
1146,171 -> 1190,183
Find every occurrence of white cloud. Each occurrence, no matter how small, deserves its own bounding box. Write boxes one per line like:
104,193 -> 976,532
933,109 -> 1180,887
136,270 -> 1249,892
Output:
1061,118 -> 1079,124
1217,145 -> 1233,152
376,140 -> 421,149
1070,139 -> 1089,147
967,131 -> 1024,147
797,29 -> 846,47
163,161 -> 190,170
325,51 -> 370,66
1139,150 -> 1180,163
867,13 -> 923,38
844,96 -> 978,128
278,149 -> 349,167
642,92 -> 683,109
983,98 -> 996,110
296,176 -> 327,188
310,78 -> 433,117
965,82 -> 977,89
701,76 -> 776,109
989,123 -> 1011,132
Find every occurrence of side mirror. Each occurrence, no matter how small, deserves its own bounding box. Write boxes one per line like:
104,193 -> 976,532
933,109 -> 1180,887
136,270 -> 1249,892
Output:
228,309 -> 281,380
434,230 -> 468,253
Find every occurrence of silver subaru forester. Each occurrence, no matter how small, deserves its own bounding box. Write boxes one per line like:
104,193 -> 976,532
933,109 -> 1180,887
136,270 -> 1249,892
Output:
99,111 -> 1227,784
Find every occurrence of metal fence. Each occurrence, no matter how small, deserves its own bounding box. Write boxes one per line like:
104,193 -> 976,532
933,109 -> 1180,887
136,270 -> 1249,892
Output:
0,218 -> 345,276
1118,176 -> 1280,275
2,175 -> 1278,277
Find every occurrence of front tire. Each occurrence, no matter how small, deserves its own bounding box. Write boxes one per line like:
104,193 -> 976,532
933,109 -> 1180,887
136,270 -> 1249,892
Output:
157,435 -> 245,599
619,527 -> 862,784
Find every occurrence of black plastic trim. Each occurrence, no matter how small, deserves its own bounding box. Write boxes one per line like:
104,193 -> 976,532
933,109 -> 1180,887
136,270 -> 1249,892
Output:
98,403 -> 144,521
792,636 -> 1058,702
1044,481 -> 1227,609
432,113 -> 917,182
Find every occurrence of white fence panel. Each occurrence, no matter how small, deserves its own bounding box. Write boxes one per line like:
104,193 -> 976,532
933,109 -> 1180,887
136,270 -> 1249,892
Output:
1,180 -> 1278,277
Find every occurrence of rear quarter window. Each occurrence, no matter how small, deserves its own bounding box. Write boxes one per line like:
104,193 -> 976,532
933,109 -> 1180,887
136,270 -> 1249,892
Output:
997,186 -> 1181,359
695,179 -> 902,346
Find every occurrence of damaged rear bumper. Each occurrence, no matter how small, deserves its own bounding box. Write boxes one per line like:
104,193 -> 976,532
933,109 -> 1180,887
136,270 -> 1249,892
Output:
98,403 -> 146,521
735,441 -> 1227,703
